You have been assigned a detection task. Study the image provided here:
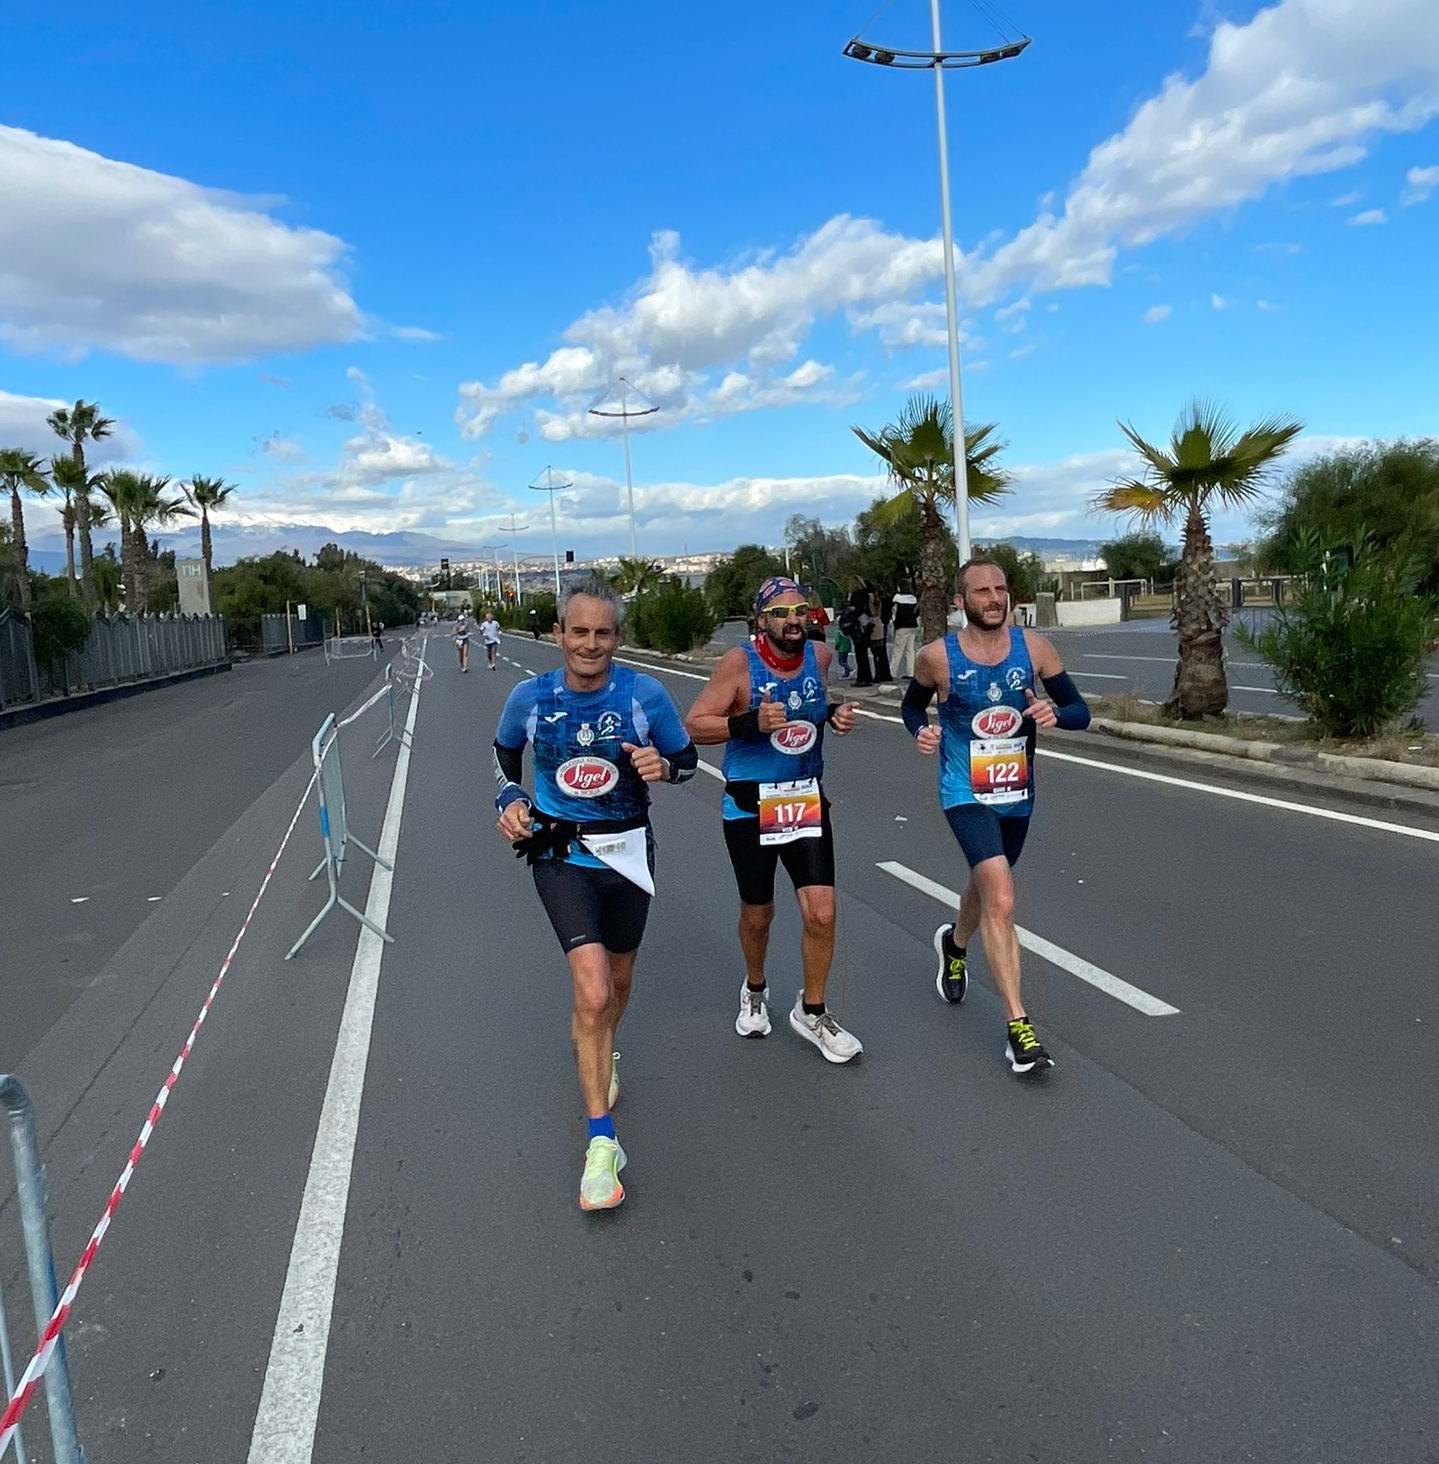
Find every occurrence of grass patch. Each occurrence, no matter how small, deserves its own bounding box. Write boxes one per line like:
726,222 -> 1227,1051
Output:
1089,692 -> 1439,768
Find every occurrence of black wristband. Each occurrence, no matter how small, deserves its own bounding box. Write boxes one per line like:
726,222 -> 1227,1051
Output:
825,702 -> 842,727
728,709 -> 761,741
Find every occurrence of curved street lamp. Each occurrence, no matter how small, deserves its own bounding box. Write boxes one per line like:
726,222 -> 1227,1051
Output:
528,466 -> 573,599
843,5 -> 1030,565
587,378 -> 659,559
497,514 -> 528,603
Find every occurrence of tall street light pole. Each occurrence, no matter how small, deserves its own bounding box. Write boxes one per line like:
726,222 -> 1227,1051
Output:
528,466 -> 573,599
588,378 -> 659,559
843,11 -> 1029,568
498,515 -> 528,603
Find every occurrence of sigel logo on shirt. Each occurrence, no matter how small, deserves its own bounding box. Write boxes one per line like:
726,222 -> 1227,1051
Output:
556,757 -> 620,798
771,722 -> 818,754
971,706 -> 1023,738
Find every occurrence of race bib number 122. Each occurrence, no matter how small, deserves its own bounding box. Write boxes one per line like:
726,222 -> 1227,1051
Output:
969,738 -> 1029,806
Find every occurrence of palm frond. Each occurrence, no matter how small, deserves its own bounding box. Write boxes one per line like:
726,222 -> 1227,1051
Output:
1092,480 -> 1172,522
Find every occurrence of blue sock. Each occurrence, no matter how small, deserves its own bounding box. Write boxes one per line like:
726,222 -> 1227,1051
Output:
587,1114 -> 616,1142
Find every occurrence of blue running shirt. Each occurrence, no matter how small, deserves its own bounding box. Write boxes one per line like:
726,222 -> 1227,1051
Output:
495,666 -> 690,866
722,639 -> 827,821
936,628 -> 1037,817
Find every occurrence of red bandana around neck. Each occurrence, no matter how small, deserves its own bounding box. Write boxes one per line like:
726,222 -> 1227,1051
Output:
753,633 -> 804,676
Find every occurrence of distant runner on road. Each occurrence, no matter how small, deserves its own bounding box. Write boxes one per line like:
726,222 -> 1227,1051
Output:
481,611 -> 502,669
493,584 -> 698,1211
685,576 -> 862,1064
453,614 -> 472,673
901,556 -> 1091,1078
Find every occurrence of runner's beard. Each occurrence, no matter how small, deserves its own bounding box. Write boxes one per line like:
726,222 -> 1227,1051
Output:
765,623 -> 807,655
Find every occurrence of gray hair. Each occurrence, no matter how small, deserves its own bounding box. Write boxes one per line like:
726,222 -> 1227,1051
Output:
557,579 -> 625,631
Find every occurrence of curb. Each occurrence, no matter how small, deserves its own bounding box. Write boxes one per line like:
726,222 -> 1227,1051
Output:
0,661 -> 231,732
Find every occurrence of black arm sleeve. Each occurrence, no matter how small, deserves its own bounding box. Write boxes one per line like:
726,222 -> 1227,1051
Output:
664,741 -> 699,783
727,709 -> 760,742
492,741 -> 529,809
901,677 -> 934,738
1041,671 -> 1092,731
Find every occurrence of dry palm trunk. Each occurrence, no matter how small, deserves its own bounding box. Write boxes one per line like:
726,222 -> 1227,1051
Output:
1168,503 -> 1228,718
62,496 -> 78,594
918,498 -> 950,643
8,485 -> 31,613
200,508 -> 213,576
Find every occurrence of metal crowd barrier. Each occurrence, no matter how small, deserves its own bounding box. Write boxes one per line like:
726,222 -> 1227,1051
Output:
285,714 -> 394,959
322,636 -> 378,666
1,1077 -> 84,1464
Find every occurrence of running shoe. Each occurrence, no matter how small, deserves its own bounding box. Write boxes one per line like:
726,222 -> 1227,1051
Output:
1005,1017 -> 1056,1078
788,995 -> 863,1064
608,1051 -> 621,1110
933,924 -> 968,1005
736,983 -> 772,1038
578,1136 -> 626,1211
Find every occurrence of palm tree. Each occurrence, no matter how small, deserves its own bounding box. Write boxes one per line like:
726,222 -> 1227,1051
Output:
47,399 -> 115,612
1094,401 -> 1302,718
852,394 -> 1010,642
182,475 -> 235,576
611,556 -> 665,596
99,470 -> 193,613
49,457 -> 106,597
0,450 -> 51,614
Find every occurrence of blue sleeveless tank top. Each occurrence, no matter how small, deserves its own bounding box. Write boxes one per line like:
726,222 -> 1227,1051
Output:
936,628 -> 1036,816
722,639 -> 827,819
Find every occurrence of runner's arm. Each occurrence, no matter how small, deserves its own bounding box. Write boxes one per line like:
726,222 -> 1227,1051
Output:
1023,632 -> 1092,731
900,643 -> 943,738
633,677 -> 700,784
683,650 -> 751,745
492,682 -> 537,811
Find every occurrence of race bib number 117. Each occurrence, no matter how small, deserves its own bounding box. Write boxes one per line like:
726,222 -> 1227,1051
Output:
758,778 -> 823,845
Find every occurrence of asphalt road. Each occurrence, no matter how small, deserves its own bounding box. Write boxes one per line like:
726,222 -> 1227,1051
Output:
3,629 -> 1437,1462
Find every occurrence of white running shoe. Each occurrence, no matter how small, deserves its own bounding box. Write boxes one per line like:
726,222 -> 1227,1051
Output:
735,983 -> 772,1038
788,994 -> 863,1064
608,1051 -> 621,1109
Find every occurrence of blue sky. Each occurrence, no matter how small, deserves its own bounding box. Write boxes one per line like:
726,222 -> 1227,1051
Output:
3,0 -> 1437,563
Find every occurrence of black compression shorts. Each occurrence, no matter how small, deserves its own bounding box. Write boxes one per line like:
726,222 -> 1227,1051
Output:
943,804 -> 1030,869
722,806 -> 836,907
532,858 -> 652,955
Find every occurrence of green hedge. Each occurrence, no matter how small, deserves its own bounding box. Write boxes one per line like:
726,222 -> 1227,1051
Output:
630,579 -> 718,654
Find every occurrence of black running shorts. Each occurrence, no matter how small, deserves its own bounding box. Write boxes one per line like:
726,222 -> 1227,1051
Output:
943,804 -> 1030,869
722,806 -> 836,907
531,858 -> 652,955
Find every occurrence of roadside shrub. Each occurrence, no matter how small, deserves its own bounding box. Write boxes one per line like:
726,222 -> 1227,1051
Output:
30,584 -> 92,671
497,595 -> 555,631
630,579 -> 718,654
1237,531 -> 1438,738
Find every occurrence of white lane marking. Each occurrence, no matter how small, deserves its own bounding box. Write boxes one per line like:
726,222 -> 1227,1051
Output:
1069,671 -> 1128,680
852,707 -> 1439,843
697,759 -> 725,782
614,653 -> 708,682
1231,685 -> 1280,694
147,896 -> 161,902
877,861 -> 1180,1017
247,639 -> 427,1464
1085,652 -> 1277,673
70,896 -> 89,904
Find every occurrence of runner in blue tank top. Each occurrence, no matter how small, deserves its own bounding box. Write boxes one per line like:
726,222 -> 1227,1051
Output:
493,584 -> 698,1211
685,576 -> 864,1063
901,557 -> 1092,1078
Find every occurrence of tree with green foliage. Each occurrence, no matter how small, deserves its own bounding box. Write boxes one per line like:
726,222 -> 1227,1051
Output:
1256,439 -> 1439,598
611,557 -> 666,595
784,515 -> 855,607
1095,401 -> 1302,718
48,457 -> 108,599
850,494 -> 930,593
852,395 -> 1010,641
705,543 -> 785,620
28,572 -> 92,677
1099,530 -> 1168,584
630,576 -> 718,654
975,541 -> 1045,605
46,399 -> 114,611
99,471 -> 193,613
0,449 -> 50,614
1239,529 -> 1438,737
183,475 -> 236,576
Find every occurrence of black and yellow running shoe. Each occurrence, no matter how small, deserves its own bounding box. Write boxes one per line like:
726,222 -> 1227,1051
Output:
932,924 -> 968,1005
1005,1016 -> 1055,1077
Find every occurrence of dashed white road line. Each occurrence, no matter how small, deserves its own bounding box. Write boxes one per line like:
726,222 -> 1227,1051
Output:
1069,671 -> 1129,680
696,758 -> 725,782
877,861 -> 1180,1017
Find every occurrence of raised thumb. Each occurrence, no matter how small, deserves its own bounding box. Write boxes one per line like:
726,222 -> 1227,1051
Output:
760,688 -> 773,702
620,741 -> 637,754
1024,687 -> 1038,703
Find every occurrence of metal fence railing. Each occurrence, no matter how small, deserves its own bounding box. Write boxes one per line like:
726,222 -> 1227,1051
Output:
0,611 -> 228,712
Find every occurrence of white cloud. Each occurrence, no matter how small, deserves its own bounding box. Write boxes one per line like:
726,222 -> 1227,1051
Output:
0,125 -> 362,364
257,430 -> 305,463
1330,190 -> 1363,206
1257,298 -> 1280,311
0,388 -> 140,461
900,368 -> 949,390
389,325 -> 443,342
1402,163 -> 1439,203
1211,292 -> 1228,310
1348,208 -> 1388,225
1009,343 -> 1036,359
1144,304 -> 1174,324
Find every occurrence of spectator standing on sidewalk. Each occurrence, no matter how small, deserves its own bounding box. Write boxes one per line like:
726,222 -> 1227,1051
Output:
841,581 -> 873,686
804,594 -> 831,644
833,623 -> 853,678
867,582 -> 893,683
890,579 -> 919,679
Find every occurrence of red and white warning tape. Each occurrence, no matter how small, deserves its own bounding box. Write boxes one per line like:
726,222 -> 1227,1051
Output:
0,763 -> 322,1454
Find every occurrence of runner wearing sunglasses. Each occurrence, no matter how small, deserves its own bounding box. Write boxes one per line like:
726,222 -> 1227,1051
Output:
685,577 -> 863,1063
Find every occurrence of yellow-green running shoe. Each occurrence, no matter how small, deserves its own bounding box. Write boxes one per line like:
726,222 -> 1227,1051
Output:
578,1136 -> 627,1211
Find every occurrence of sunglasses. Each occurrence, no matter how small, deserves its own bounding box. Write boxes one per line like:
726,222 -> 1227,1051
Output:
763,606 -> 809,620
